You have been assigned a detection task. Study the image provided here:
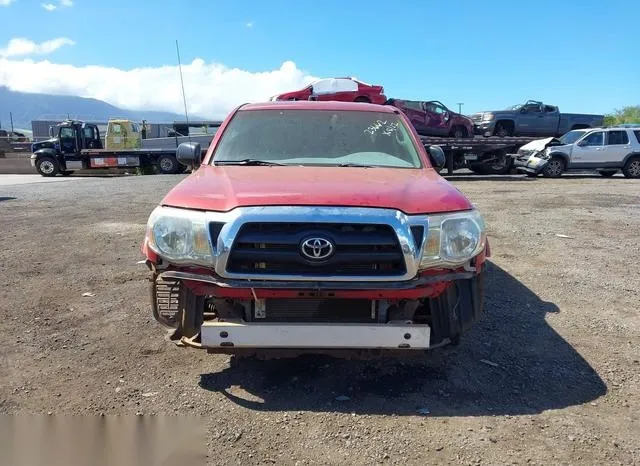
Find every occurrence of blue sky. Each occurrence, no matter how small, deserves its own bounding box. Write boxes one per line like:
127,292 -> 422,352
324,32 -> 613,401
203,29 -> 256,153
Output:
1,0 -> 639,116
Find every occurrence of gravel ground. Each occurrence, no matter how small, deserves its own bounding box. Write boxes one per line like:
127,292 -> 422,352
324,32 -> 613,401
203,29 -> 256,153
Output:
0,172 -> 638,465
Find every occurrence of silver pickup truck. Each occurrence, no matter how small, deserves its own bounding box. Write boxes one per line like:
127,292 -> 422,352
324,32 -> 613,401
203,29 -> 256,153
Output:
471,100 -> 604,137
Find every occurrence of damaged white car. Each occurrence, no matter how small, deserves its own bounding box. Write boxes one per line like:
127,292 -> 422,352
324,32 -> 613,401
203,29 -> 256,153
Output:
513,127 -> 640,178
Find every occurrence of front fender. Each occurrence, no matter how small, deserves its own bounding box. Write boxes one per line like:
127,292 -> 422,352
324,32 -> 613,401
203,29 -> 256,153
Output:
33,148 -> 58,162
548,151 -> 571,166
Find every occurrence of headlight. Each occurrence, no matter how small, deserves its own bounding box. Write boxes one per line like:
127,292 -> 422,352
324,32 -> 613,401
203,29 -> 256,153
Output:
537,149 -> 550,160
482,113 -> 494,121
146,206 -> 213,265
419,209 -> 486,269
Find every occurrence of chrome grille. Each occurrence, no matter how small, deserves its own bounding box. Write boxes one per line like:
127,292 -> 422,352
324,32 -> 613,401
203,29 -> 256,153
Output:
226,222 -> 406,277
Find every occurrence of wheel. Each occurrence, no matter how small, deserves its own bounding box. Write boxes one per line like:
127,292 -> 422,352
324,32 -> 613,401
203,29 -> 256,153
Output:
179,289 -> 205,339
541,156 -> 565,178
482,151 -> 512,175
35,156 -> 59,177
622,157 -> 640,179
157,154 -> 179,174
494,122 -> 512,137
451,126 -> 466,139
354,96 -> 371,103
598,170 -> 617,177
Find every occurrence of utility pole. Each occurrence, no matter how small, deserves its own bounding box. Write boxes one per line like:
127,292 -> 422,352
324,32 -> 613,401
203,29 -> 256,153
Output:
10,112 -> 14,132
457,102 -> 464,114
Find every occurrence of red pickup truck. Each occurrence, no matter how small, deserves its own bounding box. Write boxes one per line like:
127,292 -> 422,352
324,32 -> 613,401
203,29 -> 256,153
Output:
385,99 -> 475,138
141,100 -> 489,359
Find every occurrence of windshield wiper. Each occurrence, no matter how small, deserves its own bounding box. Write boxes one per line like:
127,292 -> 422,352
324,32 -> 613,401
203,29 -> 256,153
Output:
215,159 -> 285,166
335,163 -> 374,167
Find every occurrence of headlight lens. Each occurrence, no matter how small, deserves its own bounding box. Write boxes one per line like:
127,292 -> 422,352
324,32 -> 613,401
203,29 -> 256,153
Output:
146,206 -> 213,264
441,217 -> 481,261
482,113 -> 494,121
419,209 -> 486,269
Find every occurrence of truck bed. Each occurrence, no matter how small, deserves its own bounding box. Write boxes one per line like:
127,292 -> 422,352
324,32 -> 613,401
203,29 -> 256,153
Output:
140,134 -> 215,150
80,148 -> 177,155
78,148 -> 179,170
420,135 -> 537,150
420,135 -> 539,174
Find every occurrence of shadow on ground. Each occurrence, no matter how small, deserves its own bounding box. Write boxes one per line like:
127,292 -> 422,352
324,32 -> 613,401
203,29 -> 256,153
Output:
198,261 -> 607,416
442,174 -> 534,182
0,196 -> 17,202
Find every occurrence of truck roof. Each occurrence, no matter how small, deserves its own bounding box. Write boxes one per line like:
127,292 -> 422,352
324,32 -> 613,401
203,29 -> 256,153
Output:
239,100 -> 398,113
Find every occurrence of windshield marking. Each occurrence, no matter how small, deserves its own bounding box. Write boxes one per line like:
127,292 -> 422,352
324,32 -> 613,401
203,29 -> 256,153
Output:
364,120 -> 400,136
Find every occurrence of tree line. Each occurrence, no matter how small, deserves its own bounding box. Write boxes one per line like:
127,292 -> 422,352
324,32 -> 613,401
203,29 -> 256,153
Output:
604,105 -> 640,126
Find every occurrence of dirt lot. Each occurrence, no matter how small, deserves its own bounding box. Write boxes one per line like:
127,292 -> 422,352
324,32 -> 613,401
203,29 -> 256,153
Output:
0,172 -> 638,465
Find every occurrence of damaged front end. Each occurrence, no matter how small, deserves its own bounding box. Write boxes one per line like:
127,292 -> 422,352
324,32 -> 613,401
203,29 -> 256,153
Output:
513,137 -> 566,175
142,205 -> 489,359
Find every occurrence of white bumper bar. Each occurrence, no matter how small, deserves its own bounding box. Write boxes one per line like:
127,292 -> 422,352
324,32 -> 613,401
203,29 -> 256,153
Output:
200,321 -> 431,349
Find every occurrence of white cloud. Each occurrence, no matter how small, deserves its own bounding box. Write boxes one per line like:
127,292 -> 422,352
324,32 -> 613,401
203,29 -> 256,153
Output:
1,0 -> 16,6
245,21 -> 255,28
42,3 -> 57,11
0,38 -> 75,57
0,55 -> 319,119
60,0 -> 72,6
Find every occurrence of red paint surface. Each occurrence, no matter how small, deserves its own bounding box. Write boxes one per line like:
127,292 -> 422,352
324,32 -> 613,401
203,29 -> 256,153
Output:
183,280 -> 450,300
161,165 -> 472,214
272,79 -> 386,105
143,101 -> 487,290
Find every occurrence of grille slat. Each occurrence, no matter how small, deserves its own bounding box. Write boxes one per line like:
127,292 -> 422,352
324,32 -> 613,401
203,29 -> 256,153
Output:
261,298 -> 374,323
225,222 -> 406,277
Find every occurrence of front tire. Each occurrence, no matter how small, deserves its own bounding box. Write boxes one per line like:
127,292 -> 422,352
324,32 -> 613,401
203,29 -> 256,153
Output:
451,126 -> 467,139
542,156 -> 565,178
36,156 -> 60,177
180,289 -> 205,339
482,151 -> 512,175
494,122 -> 513,137
622,157 -> 640,179
157,154 -> 180,174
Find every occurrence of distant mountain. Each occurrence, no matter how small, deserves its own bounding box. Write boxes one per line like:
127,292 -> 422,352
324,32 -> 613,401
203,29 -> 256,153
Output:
0,86 -> 203,131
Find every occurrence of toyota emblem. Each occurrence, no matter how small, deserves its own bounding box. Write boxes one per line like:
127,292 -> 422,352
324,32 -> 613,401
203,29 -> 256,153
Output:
300,237 -> 335,260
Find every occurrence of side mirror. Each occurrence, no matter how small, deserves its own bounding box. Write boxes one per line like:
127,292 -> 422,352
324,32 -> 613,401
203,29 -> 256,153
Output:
176,142 -> 201,170
426,145 -> 446,170
48,127 -> 54,138
520,107 -> 528,113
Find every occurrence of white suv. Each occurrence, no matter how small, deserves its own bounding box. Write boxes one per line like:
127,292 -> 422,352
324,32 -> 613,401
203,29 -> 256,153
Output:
514,126 -> 640,178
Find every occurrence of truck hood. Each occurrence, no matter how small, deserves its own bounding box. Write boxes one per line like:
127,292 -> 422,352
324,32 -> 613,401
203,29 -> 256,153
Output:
31,138 -> 57,151
471,110 -> 514,122
161,165 -> 473,215
519,137 -> 558,152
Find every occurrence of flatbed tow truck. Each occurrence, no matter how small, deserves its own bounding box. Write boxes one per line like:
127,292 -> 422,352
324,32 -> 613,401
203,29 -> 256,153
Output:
30,119 -> 193,176
419,135 -> 538,175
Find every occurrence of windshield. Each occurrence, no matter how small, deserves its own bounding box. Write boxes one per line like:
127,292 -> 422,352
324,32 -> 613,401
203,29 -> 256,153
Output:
558,130 -> 586,145
211,109 -> 423,168
506,104 -> 522,110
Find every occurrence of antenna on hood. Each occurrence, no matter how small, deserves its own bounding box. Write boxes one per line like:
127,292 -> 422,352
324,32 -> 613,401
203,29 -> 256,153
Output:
175,39 -> 192,144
